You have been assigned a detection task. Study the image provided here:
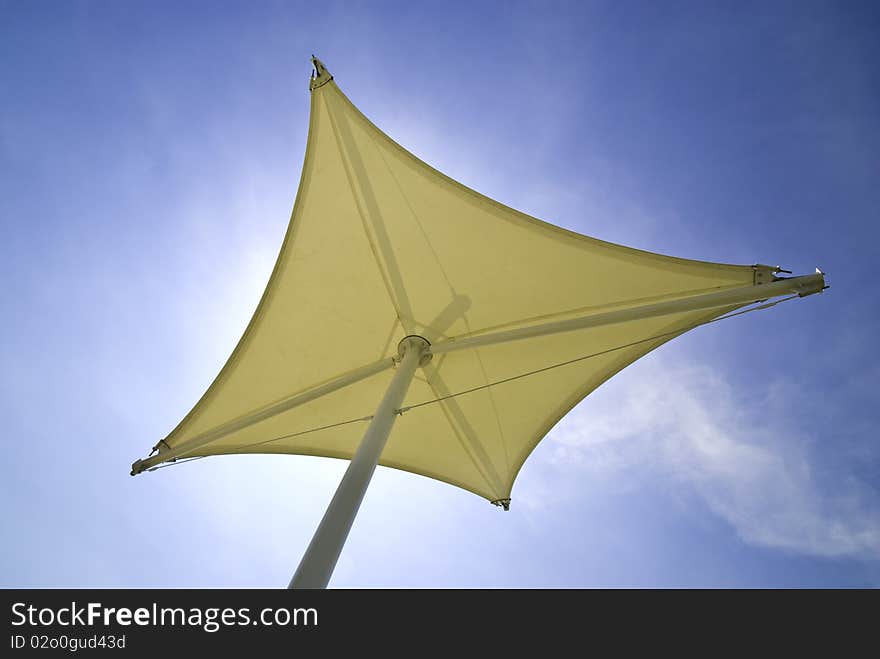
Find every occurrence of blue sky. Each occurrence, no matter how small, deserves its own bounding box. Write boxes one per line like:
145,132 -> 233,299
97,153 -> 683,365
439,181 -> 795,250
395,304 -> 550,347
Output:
2,0 -> 878,587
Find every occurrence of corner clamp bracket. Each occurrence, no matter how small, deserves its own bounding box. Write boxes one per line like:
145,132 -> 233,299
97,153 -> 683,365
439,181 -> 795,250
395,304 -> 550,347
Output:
309,55 -> 334,91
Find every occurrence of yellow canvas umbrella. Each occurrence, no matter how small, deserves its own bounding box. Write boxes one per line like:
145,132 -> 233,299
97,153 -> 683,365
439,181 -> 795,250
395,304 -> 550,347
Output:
131,57 -> 826,588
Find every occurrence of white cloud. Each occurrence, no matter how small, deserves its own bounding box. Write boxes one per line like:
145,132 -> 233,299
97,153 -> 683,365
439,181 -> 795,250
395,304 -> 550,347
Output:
546,357 -> 880,559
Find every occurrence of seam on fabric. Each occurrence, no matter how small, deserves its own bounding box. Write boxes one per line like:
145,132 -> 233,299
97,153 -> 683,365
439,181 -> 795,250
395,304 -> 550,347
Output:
323,88 -> 416,336
470,347 -> 512,477
421,364 -> 506,498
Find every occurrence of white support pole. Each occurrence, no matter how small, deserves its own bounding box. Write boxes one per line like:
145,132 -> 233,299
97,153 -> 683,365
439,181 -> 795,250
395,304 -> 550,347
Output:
289,336 -> 429,589
430,272 -> 826,356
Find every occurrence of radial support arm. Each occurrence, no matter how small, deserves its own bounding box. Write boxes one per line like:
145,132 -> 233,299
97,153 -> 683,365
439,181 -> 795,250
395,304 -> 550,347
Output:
430,272 -> 826,356
130,357 -> 396,475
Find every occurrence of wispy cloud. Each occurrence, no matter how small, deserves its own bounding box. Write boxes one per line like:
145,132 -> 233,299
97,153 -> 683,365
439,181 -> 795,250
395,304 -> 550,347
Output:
545,357 -> 880,560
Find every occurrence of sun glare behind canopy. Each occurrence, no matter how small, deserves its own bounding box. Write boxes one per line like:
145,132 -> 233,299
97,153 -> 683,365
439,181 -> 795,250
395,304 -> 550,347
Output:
131,57 -> 826,588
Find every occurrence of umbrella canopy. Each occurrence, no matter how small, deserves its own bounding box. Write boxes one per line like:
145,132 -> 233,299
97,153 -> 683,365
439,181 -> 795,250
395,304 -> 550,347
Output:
134,59 -> 785,504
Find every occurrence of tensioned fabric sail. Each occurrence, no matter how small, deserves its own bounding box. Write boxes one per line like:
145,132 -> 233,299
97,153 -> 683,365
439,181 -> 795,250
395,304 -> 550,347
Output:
139,60 -> 772,504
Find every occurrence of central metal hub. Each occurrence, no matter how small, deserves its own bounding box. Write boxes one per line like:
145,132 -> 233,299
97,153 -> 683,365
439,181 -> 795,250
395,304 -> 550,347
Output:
397,335 -> 432,367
